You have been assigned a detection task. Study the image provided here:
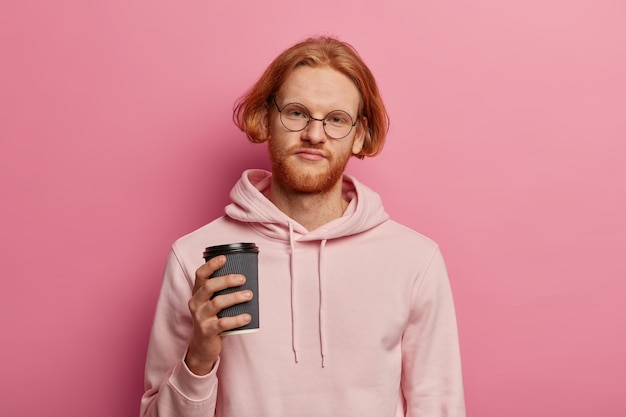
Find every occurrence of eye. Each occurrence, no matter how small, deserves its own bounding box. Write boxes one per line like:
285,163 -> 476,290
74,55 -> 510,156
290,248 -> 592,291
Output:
326,111 -> 352,126
283,104 -> 309,120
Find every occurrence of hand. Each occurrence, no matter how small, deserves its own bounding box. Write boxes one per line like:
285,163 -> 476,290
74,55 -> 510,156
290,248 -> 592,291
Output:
184,255 -> 253,375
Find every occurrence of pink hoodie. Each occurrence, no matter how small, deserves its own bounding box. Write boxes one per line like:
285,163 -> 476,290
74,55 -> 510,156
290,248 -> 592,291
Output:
141,169 -> 465,417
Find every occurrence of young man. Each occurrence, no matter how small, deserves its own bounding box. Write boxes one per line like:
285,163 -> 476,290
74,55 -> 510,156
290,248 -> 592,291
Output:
141,36 -> 465,417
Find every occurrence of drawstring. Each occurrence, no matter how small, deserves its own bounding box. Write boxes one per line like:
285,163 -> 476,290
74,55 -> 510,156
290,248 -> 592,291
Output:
287,223 -> 327,368
288,222 -> 298,364
319,239 -> 327,368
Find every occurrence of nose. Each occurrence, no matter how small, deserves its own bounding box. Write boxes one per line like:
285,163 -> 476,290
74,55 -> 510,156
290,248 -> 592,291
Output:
301,117 -> 327,144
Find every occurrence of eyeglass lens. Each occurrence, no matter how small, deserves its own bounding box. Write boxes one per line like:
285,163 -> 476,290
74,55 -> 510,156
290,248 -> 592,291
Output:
277,102 -> 356,139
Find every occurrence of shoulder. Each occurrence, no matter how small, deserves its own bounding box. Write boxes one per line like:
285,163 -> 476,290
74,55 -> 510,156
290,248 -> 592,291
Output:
171,215 -> 263,267
170,216 -> 236,267
375,219 -> 440,252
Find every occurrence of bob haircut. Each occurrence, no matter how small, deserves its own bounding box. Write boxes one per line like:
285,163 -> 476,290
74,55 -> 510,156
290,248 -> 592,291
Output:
233,36 -> 389,159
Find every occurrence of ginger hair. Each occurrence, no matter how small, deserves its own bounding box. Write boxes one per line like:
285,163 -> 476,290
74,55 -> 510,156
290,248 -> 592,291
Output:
233,36 -> 389,158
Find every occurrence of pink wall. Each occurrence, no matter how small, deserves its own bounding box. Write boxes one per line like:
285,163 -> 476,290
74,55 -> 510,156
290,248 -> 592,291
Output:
2,1 -> 625,416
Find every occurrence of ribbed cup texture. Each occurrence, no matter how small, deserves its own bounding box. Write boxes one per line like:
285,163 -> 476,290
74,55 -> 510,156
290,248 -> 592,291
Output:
206,250 -> 259,333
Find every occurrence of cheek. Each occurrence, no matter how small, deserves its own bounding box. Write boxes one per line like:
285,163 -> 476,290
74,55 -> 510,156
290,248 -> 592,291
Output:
268,118 -> 287,142
269,121 -> 302,146
269,113 -> 285,134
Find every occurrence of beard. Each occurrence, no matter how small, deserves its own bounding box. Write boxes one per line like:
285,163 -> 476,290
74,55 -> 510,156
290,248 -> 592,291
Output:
268,142 -> 351,194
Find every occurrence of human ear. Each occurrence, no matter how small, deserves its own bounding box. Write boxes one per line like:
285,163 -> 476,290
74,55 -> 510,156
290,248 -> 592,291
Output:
351,117 -> 367,155
259,105 -> 270,142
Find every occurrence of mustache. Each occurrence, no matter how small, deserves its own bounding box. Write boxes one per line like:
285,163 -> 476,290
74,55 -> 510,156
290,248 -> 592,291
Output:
269,141 -> 330,160
290,144 -> 325,153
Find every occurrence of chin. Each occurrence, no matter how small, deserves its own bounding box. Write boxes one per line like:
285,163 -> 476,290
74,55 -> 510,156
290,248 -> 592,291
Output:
268,142 -> 351,194
273,162 -> 344,194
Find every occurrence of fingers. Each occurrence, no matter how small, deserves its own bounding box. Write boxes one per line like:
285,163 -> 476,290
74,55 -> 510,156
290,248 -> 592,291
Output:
210,286 -> 253,311
189,285 -> 252,320
193,255 -> 226,293
194,271 -> 247,303
189,256 -> 254,333
208,311 -> 252,334
185,256 -> 254,375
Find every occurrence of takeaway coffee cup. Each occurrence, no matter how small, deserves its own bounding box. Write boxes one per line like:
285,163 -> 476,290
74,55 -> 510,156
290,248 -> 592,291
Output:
203,243 -> 259,335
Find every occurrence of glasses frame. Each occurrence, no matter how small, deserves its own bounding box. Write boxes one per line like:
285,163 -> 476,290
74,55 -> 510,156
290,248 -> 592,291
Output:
272,98 -> 358,140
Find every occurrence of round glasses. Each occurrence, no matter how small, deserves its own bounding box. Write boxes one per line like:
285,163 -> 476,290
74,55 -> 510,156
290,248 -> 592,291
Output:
273,98 -> 358,140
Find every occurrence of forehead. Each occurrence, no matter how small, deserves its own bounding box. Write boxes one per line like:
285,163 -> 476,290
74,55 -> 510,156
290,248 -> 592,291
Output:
278,66 -> 361,113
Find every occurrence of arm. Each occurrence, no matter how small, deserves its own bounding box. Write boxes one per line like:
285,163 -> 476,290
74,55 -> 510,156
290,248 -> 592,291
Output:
140,251 -> 252,417
140,250 -> 219,417
401,247 -> 466,417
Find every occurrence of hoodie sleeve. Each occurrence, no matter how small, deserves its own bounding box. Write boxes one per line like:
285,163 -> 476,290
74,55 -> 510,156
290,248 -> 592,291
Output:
401,247 -> 466,417
140,250 -> 219,417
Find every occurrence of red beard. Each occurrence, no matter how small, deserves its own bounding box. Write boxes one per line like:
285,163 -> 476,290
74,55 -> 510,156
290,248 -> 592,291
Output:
268,142 -> 351,194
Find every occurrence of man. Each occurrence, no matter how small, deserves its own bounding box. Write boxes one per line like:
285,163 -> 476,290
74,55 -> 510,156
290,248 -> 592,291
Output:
141,36 -> 465,417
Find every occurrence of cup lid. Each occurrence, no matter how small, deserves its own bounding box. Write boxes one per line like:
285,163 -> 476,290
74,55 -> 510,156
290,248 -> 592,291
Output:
203,242 -> 259,257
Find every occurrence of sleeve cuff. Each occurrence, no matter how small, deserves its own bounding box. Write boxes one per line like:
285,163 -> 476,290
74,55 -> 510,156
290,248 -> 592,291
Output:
168,357 -> 220,402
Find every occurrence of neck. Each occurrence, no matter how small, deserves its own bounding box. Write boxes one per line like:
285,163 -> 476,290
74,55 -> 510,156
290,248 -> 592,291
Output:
268,178 -> 348,231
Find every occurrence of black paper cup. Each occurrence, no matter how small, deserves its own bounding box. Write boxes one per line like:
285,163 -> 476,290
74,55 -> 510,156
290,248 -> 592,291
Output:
203,243 -> 259,335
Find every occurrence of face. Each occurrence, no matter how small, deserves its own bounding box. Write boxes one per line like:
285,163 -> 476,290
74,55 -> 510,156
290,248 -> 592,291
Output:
267,65 -> 366,195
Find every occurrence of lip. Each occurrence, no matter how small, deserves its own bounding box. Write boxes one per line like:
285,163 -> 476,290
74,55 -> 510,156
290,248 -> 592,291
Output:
295,149 -> 326,161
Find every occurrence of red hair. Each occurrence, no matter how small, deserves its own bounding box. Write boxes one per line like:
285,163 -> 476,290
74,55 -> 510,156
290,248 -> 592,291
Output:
233,36 -> 389,158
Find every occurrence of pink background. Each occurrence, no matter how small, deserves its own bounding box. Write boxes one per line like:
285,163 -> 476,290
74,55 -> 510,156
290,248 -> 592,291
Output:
1,1 -> 625,416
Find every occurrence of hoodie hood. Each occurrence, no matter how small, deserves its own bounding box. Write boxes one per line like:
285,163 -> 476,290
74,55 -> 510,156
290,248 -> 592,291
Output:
225,169 -> 390,367
225,169 -> 390,240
